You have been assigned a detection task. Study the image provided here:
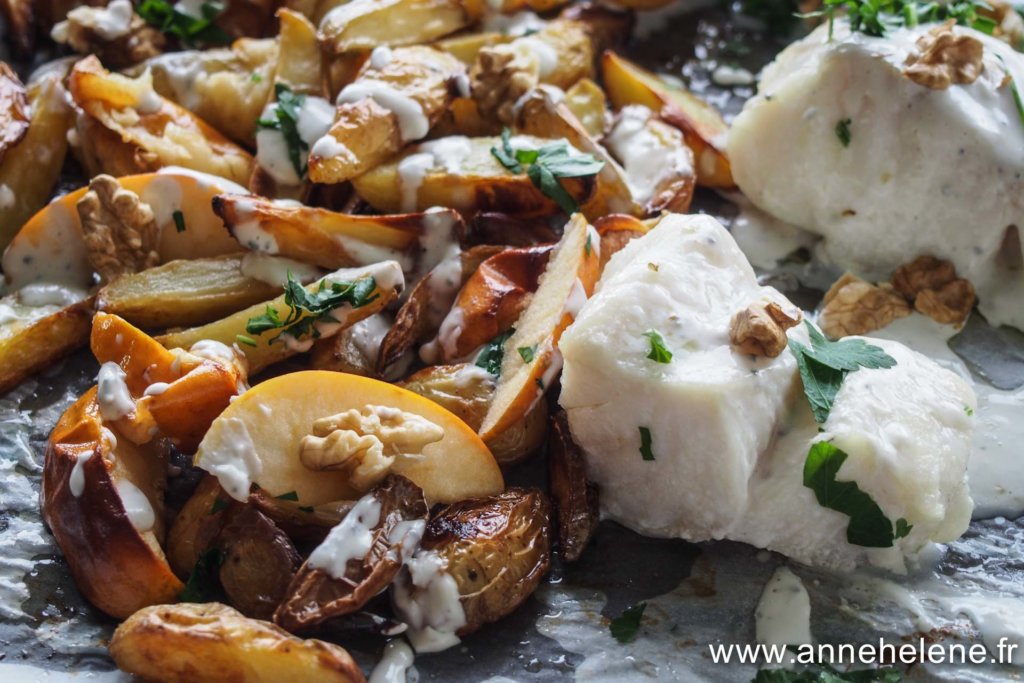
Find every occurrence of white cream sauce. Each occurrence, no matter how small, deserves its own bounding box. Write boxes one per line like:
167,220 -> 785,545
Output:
369,639 -> 419,683
95,363 -> 134,422
754,566 -> 812,647
51,0 -> 133,42
201,416 -> 262,501
239,253 -> 321,287
481,10 -> 546,36
396,138 -> 472,213
392,549 -> 467,653
114,478 -> 155,533
307,493 -> 382,578
68,449 -> 94,498
256,97 -> 335,186
337,80 -> 429,142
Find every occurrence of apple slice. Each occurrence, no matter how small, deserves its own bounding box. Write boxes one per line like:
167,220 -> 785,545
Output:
478,214 -> 600,441
195,370 -> 504,506
42,387 -> 183,619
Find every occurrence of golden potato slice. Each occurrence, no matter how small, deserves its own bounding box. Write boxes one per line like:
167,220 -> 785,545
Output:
564,77 -> 608,138
97,255 -> 282,330
548,410 -> 597,562
109,602 -> 365,683
275,9 -> 323,94
68,56 -> 254,185
435,31 -> 511,64
0,62 -> 30,163
195,370 -> 503,506
41,387 -> 183,620
156,263 -> 403,374
308,46 -> 464,184
318,0 -> 474,54
601,50 -> 734,189
351,135 -> 594,216
593,212 -> 660,272
0,296 -> 93,395
478,214 -> 599,440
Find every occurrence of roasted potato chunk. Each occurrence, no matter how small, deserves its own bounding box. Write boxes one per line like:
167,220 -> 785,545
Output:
0,296 -> 93,395
564,77 -> 609,139
275,475 -> 428,632
110,602 -> 366,683
415,488 -> 551,635
168,475 -> 233,579
318,0 -> 474,54
548,411 -> 598,562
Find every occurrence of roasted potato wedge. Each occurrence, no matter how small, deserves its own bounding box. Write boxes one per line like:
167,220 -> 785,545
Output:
157,262 -> 403,375
405,488 -> 551,635
601,50 -> 734,189
195,371 -> 504,505
548,411 -> 597,562
276,9 -> 323,94
564,77 -> 609,139
593,212 -> 660,271
97,255 -> 283,329
110,602 -> 366,683
308,47 -> 464,184
140,39 -> 278,146
352,135 -> 595,216
318,0 -> 475,54
0,296 -> 93,395
0,74 -> 74,251
479,214 -> 599,440
249,488 -> 354,551
0,63 -> 30,163
42,387 -> 183,619
308,312 -> 393,377
167,475 -> 233,579
435,30 -> 511,64
68,56 -> 254,185
275,475 -> 427,632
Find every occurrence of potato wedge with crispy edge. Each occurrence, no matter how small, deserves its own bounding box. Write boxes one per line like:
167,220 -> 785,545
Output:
412,488 -> 551,635
42,387 -> 183,619
564,77 -> 608,139
351,135 -> 595,216
601,50 -> 734,189
548,410 -> 598,562
109,602 -> 366,683
318,0 -> 478,54
195,371 -> 503,506
3,171 -> 246,292
0,296 -> 94,395
593,212 -> 660,272
167,475 -> 232,579
0,63 -> 30,164
308,46 -> 465,184
435,31 -> 511,65
213,194 -> 460,271
0,75 -> 74,252
276,9 -> 323,94
479,214 -> 599,440
156,262 -> 403,375
68,56 -> 254,185
97,255 -> 282,330
138,38 -> 278,146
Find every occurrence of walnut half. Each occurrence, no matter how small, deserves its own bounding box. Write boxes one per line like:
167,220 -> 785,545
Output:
299,405 -> 444,493
77,174 -> 161,283
729,300 -> 802,358
471,43 -> 540,125
903,20 -> 985,90
893,255 -> 976,325
818,273 -> 911,340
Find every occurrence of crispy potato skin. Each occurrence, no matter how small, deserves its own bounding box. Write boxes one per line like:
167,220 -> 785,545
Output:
0,298 -> 93,395
219,505 -> 302,621
167,475 -> 231,579
0,62 -> 30,164
110,603 -> 366,683
41,388 -> 184,620
422,488 -> 551,635
548,411 -> 598,562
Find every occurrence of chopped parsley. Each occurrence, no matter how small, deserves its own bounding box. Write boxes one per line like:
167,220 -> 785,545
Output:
788,322 -> 896,424
491,127 -> 605,214
997,55 -> 1024,128
835,118 -> 852,147
235,334 -> 257,347
476,328 -> 516,376
642,329 -> 673,364
251,72 -> 263,83
804,441 -> 912,548
518,345 -> 537,363
179,548 -> 224,602
257,84 -> 309,179
964,405 -> 974,416
245,272 -> 379,346
753,665 -> 902,682
585,232 -> 593,256
800,0 -> 997,40
610,602 -> 647,643
639,426 -> 655,461
172,209 -> 186,232
275,490 -> 299,501
535,377 -> 545,390
137,0 -> 230,47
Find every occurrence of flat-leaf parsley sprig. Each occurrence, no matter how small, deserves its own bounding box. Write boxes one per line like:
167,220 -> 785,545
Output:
257,84 -> 310,179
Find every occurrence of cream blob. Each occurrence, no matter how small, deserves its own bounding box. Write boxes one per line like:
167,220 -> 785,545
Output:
96,362 -> 134,422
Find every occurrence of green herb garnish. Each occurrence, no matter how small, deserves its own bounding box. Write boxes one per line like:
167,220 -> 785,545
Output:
642,329 -> 673,364
518,345 -> 537,363
251,72 -> 263,83
788,322 -> 896,424
490,128 -> 605,214
476,328 -> 516,376
245,272 -> 378,346
804,441 -> 912,548
137,0 -> 230,47
639,426 -> 655,461
835,118 -> 852,147
298,505 -> 315,513
997,54 -> 1024,128
180,548 -> 224,602
799,0 -> 996,40
235,334 -> 257,347
275,490 -> 299,501
257,84 -> 309,178
610,602 -> 647,643
172,209 -> 186,232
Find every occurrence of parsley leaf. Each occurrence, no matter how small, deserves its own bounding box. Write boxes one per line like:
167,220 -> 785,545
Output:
835,118 -> 852,147
642,329 -> 673,364
172,209 -> 186,232
137,0 -> 230,47
235,334 -> 257,347
610,602 -> 647,643
245,272 -> 379,346
275,490 -> 299,501
518,345 -> 536,363
180,547 -> 224,602
476,328 -> 516,376
490,128 -> 605,214
789,322 -> 896,423
639,426 -> 655,461
753,665 -> 902,682
804,441 -> 908,548
800,0 -> 996,40
257,84 -> 309,179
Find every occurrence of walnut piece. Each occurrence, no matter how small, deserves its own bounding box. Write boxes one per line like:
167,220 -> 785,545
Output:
891,255 -> 975,326
470,42 -> 540,125
980,0 -> 1024,50
299,405 -> 444,492
903,20 -> 985,90
818,273 -> 911,339
77,174 -> 161,283
50,0 -> 165,70
729,300 -> 802,358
